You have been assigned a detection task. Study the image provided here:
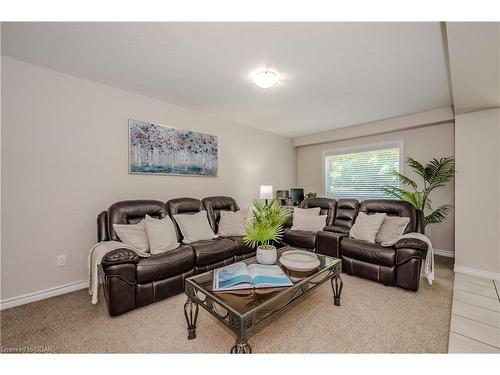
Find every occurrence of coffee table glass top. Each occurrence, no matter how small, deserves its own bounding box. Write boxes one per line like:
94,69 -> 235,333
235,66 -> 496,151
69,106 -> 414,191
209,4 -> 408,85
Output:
186,246 -> 341,316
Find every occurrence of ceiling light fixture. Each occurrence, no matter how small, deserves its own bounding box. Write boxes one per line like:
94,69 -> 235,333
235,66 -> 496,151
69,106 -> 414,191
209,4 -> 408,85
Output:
252,70 -> 279,89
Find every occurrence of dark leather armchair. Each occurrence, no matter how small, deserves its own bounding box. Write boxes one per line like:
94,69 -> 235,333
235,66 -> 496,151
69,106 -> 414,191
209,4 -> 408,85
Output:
202,196 -> 256,261
283,197 -> 340,257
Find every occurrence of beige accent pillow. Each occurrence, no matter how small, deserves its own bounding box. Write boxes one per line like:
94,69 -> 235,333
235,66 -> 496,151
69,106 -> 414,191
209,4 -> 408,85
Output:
173,210 -> 217,244
218,209 -> 250,237
291,214 -> 327,232
294,207 -> 321,216
144,215 -> 180,254
113,220 -> 150,253
349,212 -> 387,243
375,216 -> 410,243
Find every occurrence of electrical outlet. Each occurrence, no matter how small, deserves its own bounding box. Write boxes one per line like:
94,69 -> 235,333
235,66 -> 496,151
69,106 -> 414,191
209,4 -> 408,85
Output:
57,255 -> 66,267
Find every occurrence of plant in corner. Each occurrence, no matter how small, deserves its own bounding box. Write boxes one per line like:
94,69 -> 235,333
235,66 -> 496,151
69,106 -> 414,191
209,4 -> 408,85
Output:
244,198 -> 291,265
381,156 -> 456,230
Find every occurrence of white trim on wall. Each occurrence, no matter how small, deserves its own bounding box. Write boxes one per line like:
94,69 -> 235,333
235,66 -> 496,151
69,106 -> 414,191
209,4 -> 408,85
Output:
454,265 -> 500,281
434,249 -> 455,258
1,280 -> 88,310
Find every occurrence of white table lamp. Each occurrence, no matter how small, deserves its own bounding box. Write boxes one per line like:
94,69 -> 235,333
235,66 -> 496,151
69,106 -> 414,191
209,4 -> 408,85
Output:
260,185 -> 273,204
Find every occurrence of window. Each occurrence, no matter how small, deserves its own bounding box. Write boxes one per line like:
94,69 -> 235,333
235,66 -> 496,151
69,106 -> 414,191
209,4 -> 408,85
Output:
323,142 -> 402,200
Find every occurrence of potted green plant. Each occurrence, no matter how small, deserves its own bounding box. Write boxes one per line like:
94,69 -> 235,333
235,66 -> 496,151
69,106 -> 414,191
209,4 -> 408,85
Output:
306,192 -> 317,199
244,198 -> 291,265
381,156 -> 456,231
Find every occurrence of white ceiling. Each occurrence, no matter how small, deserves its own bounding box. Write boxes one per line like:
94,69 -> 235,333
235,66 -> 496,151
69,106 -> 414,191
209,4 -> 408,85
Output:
1,22 -> 452,137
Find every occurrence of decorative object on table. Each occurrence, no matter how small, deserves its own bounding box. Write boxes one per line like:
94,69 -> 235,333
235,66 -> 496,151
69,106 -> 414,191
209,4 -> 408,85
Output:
244,198 -> 291,265
276,190 -> 290,205
289,188 -> 304,206
381,156 -> 455,230
279,249 -> 320,272
213,262 -> 292,292
259,185 -> 273,205
305,192 -> 317,199
129,119 -> 218,176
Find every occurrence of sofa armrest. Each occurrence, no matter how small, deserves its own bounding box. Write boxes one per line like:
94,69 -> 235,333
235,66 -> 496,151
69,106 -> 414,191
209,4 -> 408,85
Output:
316,231 -> 346,258
394,238 -> 428,252
102,249 -> 139,267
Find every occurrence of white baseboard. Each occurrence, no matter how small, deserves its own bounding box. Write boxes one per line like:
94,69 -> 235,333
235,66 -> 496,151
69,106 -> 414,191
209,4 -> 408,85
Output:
1,280 -> 88,310
434,248 -> 455,258
454,265 -> 500,281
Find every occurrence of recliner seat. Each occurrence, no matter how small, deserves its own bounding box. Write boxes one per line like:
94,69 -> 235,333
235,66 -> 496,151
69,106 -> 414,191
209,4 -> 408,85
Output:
167,197 -> 237,273
202,196 -> 256,261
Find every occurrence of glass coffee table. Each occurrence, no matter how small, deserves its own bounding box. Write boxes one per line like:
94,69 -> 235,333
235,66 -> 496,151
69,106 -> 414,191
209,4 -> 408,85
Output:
183,246 -> 343,353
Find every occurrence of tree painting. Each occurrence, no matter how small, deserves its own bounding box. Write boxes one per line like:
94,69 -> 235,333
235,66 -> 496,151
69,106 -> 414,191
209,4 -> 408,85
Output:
129,120 -> 218,176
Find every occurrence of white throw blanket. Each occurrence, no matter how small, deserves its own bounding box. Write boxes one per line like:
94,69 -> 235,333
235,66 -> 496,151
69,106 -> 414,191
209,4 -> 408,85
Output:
88,241 -> 150,304
381,232 -> 434,286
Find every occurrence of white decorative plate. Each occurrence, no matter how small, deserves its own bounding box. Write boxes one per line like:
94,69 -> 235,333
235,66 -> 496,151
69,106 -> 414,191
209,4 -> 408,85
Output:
279,250 -> 320,272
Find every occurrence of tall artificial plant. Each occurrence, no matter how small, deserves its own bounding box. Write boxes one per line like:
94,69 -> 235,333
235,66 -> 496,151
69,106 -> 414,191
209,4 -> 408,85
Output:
381,156 -> 456,228
244,198 -> 291,249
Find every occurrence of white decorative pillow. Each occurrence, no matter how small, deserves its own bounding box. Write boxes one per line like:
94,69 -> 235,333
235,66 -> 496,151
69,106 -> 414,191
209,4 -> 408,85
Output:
218,209 -> 250,237
349,212 -> 387,243
291,214 -> 327,232
113,220 -> 150,253
173,210 -> 218,244
375,216 -> 410,243
294,207 -> 321,216
144,215 -> 180,254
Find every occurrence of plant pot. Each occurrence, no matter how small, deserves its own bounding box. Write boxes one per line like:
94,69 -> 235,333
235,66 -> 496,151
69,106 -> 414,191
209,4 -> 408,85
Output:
256,245 -> 277,265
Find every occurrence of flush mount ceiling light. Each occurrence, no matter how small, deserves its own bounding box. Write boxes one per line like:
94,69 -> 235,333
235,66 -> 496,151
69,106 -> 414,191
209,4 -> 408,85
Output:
252,70 -> 280,89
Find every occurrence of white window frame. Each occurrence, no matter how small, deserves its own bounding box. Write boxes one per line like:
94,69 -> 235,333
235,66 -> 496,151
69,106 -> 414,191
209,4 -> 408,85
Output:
322,140 -> 404,199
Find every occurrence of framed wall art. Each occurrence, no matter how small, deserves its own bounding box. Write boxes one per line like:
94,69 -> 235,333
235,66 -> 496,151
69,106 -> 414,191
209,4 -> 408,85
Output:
129,119 -> 218,177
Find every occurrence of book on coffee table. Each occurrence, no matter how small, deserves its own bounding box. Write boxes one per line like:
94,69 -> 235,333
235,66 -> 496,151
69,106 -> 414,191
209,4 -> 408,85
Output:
213,262 -> 293,292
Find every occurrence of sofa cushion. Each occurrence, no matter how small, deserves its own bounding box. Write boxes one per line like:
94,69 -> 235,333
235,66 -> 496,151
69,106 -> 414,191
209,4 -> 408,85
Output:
284,229 -> 316,249
227,236 -> 255,256
349,212 -> 386,243
291,214 -> 327,232
136,245 -> 194,283
341,238 -> 395,267
191,237 -> 236,267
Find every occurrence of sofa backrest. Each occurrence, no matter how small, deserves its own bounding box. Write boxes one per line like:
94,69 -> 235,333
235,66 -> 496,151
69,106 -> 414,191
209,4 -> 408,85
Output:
360,199 -> 416,234
202,196 -> 240,233
330,198 -> 360,234
106,200 -> 167,241
299,197 -> 337,226
166,197 -> 204,241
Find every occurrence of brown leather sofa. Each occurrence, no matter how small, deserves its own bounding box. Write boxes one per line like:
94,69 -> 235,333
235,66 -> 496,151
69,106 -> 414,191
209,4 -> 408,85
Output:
97,196 -> 252,316
284,198 -> 428,292
325,199 -> 427,291
97,196 -> 428,316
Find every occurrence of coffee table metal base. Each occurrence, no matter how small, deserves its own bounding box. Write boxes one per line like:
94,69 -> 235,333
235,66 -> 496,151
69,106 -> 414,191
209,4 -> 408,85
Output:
230,338 -> 252,354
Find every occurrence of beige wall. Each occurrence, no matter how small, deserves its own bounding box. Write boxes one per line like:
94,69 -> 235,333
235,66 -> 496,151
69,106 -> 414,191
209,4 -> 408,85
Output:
455,108 -> 500,276
296,122 -> 455,252
1,57 -> 296,300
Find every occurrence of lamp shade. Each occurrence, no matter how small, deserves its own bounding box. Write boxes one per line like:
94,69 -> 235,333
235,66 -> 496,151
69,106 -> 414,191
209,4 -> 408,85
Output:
260,185 -> 273,200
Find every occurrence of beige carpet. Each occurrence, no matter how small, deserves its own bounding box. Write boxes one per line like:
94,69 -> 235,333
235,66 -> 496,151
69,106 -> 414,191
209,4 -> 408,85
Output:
1,256 -> 454,353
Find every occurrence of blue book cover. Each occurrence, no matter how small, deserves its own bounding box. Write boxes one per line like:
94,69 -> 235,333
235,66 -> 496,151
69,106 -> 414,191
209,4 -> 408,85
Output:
213,262 -> 293,291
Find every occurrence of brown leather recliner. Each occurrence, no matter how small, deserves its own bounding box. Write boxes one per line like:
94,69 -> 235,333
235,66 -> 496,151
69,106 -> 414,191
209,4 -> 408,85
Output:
283,197 -> 343,258
337,199 -> 428,291
166,197 -> 237,274
97,200 -> 195,316
202,196 -> 256,261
